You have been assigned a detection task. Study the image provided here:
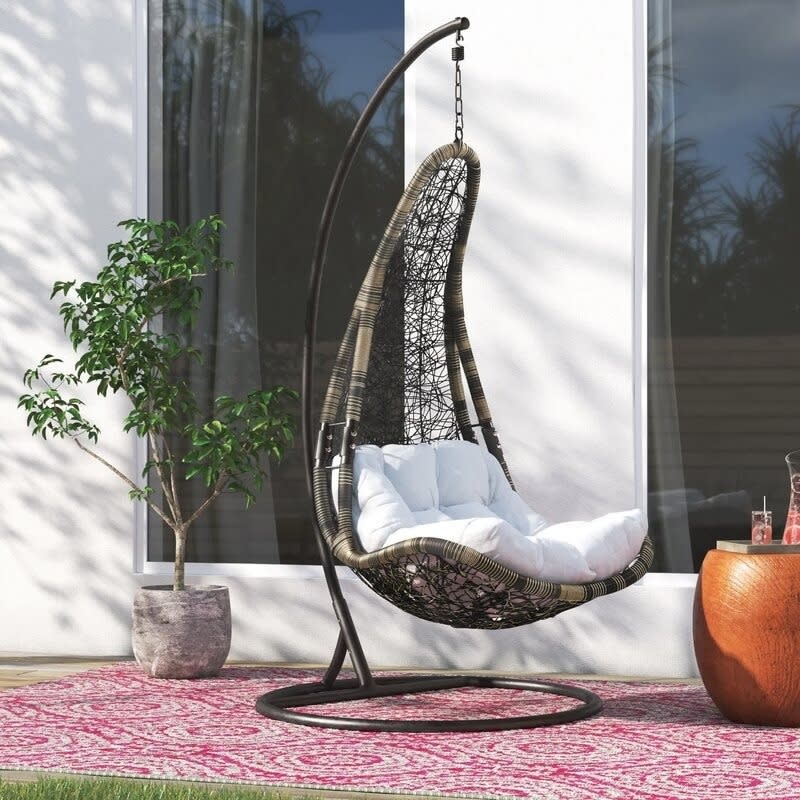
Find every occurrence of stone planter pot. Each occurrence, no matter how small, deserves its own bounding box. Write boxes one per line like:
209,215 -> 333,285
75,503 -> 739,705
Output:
132,585 -> 231,679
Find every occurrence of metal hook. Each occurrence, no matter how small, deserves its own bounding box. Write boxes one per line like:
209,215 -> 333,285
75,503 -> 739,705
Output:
453,28 -> 464,142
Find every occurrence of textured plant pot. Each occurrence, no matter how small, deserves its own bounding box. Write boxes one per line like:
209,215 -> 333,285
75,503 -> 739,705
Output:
132,585 -> 231,679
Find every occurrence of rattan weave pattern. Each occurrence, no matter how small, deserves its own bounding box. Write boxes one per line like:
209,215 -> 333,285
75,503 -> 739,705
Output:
353,542 -> 654,629
312,141 -> 654,629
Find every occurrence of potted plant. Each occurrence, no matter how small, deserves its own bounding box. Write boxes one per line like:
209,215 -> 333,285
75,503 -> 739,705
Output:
18,216 -> 296,678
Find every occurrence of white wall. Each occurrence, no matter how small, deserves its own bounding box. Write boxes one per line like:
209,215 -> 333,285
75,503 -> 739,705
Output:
0,0 -> 143,653
397,0 -> 697,677
0,0 -> 698,676
407,1 -> 640,523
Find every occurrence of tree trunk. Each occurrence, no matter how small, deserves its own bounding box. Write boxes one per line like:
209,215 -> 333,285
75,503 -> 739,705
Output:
173,527 -> 187,591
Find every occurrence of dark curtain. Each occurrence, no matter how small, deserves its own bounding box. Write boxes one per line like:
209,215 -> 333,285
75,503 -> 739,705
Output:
156,0 -> 280,562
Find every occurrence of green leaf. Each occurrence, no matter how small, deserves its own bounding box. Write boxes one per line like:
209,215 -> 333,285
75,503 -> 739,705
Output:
129,486 -> 154,502
19,213 -> 285,526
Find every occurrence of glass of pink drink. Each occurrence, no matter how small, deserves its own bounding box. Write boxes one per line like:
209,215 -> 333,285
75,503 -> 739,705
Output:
751,510 -> 772,544
784,451 -> 800,544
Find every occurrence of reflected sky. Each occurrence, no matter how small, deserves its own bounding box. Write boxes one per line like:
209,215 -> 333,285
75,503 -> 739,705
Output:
672,0 -> 800,191
285,0 -> 402,111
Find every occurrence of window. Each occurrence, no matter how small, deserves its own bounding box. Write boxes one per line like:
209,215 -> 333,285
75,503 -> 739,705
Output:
647,0 -> 800,571
147,0 -> 404,565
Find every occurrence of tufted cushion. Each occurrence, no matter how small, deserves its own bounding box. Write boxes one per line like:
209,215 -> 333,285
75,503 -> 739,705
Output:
351,440 -> 647,584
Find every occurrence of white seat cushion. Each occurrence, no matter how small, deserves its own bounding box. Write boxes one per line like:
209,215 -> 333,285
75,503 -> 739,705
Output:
351,440 -> 647,583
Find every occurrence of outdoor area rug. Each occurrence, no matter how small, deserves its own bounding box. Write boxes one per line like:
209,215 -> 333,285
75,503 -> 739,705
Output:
1,664 -> 800,800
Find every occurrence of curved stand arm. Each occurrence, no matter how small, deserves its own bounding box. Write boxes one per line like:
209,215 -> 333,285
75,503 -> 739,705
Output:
297,16 -> 469,693
302,16 -> 470,483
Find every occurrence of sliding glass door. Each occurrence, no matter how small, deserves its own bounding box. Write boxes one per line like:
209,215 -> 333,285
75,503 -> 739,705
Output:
147,0 -> 404,565
648,0 -> 800,571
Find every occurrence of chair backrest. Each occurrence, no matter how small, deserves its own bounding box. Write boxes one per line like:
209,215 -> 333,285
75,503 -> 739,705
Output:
320,142 -> 507,456
313,142 -> 516,560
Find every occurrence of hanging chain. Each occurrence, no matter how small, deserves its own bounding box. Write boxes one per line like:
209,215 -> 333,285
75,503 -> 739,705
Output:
452,30 -> 465,143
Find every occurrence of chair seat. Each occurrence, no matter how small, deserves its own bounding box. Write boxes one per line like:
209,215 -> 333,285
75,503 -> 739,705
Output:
352,440 -> 647,583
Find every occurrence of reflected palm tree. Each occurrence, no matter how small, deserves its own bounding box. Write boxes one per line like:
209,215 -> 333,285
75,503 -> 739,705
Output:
650,21 -> 800,338
252,2 -> 404,558
720,106 -> 800,334
255,1 -> 402,341
664,138 -> 729,335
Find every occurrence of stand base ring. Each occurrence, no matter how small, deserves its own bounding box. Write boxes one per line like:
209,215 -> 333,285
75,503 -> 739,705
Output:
256,674 -> 602,732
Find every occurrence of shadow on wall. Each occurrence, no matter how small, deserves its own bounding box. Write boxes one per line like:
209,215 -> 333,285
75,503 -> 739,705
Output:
227,569 -> 697,678
0,1 -> 653,671
0,1 -> 139,648
414,50 -> 635,524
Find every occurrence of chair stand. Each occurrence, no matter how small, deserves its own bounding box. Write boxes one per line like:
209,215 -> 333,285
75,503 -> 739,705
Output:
255,16 -> 611,733
256,674 -> 602,733
256,629 -> 603,732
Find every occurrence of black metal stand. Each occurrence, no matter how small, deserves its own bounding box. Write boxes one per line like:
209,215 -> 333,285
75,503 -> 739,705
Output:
256,661 -> 602,732
256,16 -> 605,732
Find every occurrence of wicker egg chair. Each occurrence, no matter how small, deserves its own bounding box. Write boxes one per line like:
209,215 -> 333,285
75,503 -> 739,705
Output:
256,17 -> 654,733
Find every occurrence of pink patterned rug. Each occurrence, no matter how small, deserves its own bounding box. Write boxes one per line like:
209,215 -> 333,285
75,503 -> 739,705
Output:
1,664 -> 799,800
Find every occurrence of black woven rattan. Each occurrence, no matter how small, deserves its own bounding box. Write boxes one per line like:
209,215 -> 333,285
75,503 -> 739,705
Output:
394,158 -> 467,444
350,158 -> 469,447
356,553 -> 574,629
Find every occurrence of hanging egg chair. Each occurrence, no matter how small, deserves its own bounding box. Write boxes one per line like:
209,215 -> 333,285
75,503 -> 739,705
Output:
256,16 -> 654,733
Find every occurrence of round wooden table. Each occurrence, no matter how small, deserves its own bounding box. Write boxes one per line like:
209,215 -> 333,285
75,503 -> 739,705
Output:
693,547 -> 800,726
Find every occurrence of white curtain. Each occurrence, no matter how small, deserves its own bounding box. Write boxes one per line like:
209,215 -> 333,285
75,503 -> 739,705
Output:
647,0 -> 694,571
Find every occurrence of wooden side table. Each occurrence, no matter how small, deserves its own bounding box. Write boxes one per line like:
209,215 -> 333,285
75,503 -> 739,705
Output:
693,542 -> 800,727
